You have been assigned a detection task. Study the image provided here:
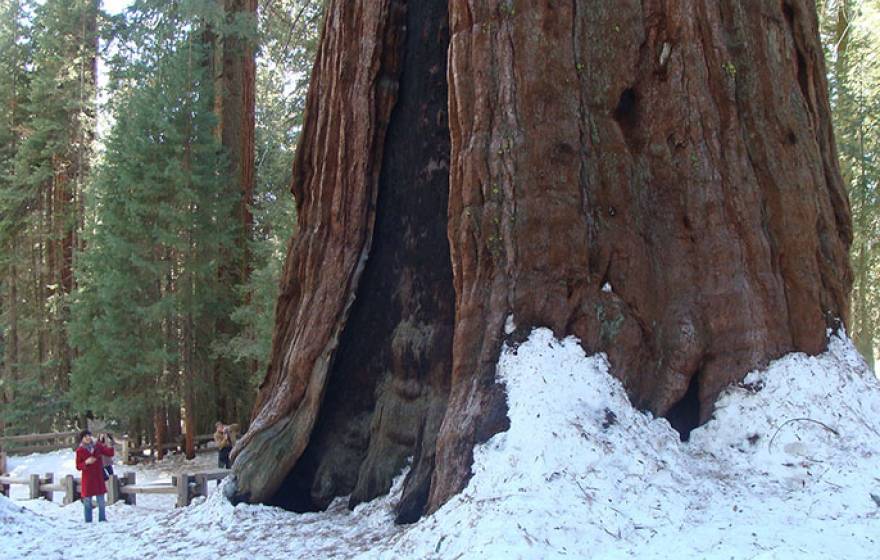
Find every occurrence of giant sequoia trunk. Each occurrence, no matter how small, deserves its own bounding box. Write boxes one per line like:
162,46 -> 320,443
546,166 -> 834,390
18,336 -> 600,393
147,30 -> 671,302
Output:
230,0 -> 852,523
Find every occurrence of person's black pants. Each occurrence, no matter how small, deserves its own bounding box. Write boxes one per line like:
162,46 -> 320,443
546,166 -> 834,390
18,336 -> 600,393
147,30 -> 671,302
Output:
102,465 -> 114,481
218,447 -> 231,469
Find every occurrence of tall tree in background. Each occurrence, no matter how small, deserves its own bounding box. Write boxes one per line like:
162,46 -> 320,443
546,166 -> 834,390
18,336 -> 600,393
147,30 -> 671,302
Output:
0,0 -> 97,431
70,1 -> 238,455
0,0 -> 320,439
210,0 -> 258,427
0,0 -> 33,431
819,0 -> 880,370
67,0 -> 320,452
225,0 -> 322,382
230,0 -> 852,526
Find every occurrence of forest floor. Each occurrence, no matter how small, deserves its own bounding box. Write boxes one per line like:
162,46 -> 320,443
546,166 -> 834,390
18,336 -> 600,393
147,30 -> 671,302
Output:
2,328 -> 879,559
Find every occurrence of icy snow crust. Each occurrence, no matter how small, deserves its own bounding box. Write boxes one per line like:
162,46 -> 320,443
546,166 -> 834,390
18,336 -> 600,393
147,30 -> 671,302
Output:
2,328 -> 879,559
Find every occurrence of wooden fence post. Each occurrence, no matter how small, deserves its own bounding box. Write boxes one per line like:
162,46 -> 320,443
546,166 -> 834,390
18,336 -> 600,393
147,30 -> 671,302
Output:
0,467 -> 225,511
107,474 -> 120,505
0,449 -> 6,475
122,472 -> 136,506
121,438 -> 130,465
173,474 -> 190,508
0,477 -> 8,497
40,473 -> 54,501
193,474 -> 208,501
63,474 -> 75,505
28,474 -> 40,500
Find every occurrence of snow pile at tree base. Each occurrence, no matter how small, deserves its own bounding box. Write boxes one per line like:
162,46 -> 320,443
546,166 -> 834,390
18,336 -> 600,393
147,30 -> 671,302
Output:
1,327 -> 878,559
372,327 -> 880,558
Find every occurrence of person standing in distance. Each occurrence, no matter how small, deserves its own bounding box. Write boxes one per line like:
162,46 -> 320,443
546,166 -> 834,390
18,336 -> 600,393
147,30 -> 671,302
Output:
214,421 -> 232,469
98,433 -> 115,480
75,430 -> 114,522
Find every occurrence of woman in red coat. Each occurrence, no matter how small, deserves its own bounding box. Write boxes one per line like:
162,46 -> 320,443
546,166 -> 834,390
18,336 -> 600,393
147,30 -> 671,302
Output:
75,430 -> 114,522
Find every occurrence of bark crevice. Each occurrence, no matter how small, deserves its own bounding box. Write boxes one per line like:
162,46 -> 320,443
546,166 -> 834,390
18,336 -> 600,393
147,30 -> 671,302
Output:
264,0 -> 454,521
665,370 -> 701,441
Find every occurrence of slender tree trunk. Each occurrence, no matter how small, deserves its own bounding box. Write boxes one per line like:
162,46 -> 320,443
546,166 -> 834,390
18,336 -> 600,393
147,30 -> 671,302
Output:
36,211 -> 46,372
222,0 -> 257,279
183,308 -> 196,460
167,405 -> 181,445
154,407 -> 166,461
211,0 -> 258,422
4,1 -> 21,413
58,0 -> 96,393
852,243 -> 873,367
181,267 -> 196,461
5,258 -> 18,407
851,105 -> 873,369
180,238 -> 196,461
231,0 -> 852,524
832,1 -> 873,369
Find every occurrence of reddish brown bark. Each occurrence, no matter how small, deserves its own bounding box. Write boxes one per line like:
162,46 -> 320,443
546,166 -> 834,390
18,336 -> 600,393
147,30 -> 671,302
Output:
154,408 -> 167,462
260,0 -> 453,519
428,0 -> 852,509
166,405 -> 181,445
211,0 -> 257,426
43,0 -> 97,392
230,0 -> 408,503
183,392 -> 196,460
231,0 -> 852,522
221,0 -> 257,274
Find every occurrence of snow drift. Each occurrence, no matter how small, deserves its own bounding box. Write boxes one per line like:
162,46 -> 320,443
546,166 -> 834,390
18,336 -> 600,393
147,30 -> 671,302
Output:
1,327 -> 879,559
371,327 -> 880,558
0,494 -> 52,533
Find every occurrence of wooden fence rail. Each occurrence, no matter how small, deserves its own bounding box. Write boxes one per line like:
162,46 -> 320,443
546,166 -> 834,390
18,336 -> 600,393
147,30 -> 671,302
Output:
0,424 -> 240,466
0,431 -> 224,466
120,434 -> 218,464
0,431 -> 80,456
0,468 -> 229,508
0,431 -> 79,444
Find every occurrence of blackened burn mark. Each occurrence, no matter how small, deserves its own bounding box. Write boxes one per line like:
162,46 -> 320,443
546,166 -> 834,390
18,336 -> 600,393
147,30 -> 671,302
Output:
613,87 -> 642,151
614,87 -> 639,130
268,0 -> 454,522
665,373 -> 701,441
783,1 -> 813,113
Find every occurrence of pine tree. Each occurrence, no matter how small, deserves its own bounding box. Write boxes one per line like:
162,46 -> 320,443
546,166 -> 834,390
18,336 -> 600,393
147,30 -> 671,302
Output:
0,0 -> 33,432
819,0 -> 880,370
0,0 -> 97,432
70,1 -> 237,447
224,0 -> 321,395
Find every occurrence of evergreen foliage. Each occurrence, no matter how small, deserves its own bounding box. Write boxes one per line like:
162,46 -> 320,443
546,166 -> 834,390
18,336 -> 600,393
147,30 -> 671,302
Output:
0,0 -> 97,432
224,0 -> 322,381
0,0 -> 322,440
820,0 -> 880,370
70,23 -> 234,429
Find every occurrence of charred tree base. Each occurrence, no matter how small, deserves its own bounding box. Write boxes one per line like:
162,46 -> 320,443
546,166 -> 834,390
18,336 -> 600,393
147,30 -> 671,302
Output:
266,0 -> 454,522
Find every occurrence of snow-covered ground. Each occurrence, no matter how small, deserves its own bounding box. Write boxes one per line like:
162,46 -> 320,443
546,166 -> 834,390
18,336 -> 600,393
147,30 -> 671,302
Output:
5,447 -> 221,508
2,327 -> 879,559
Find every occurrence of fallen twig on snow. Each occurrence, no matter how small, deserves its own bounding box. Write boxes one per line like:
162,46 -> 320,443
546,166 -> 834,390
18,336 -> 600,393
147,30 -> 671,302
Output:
768,418 -> 840,452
